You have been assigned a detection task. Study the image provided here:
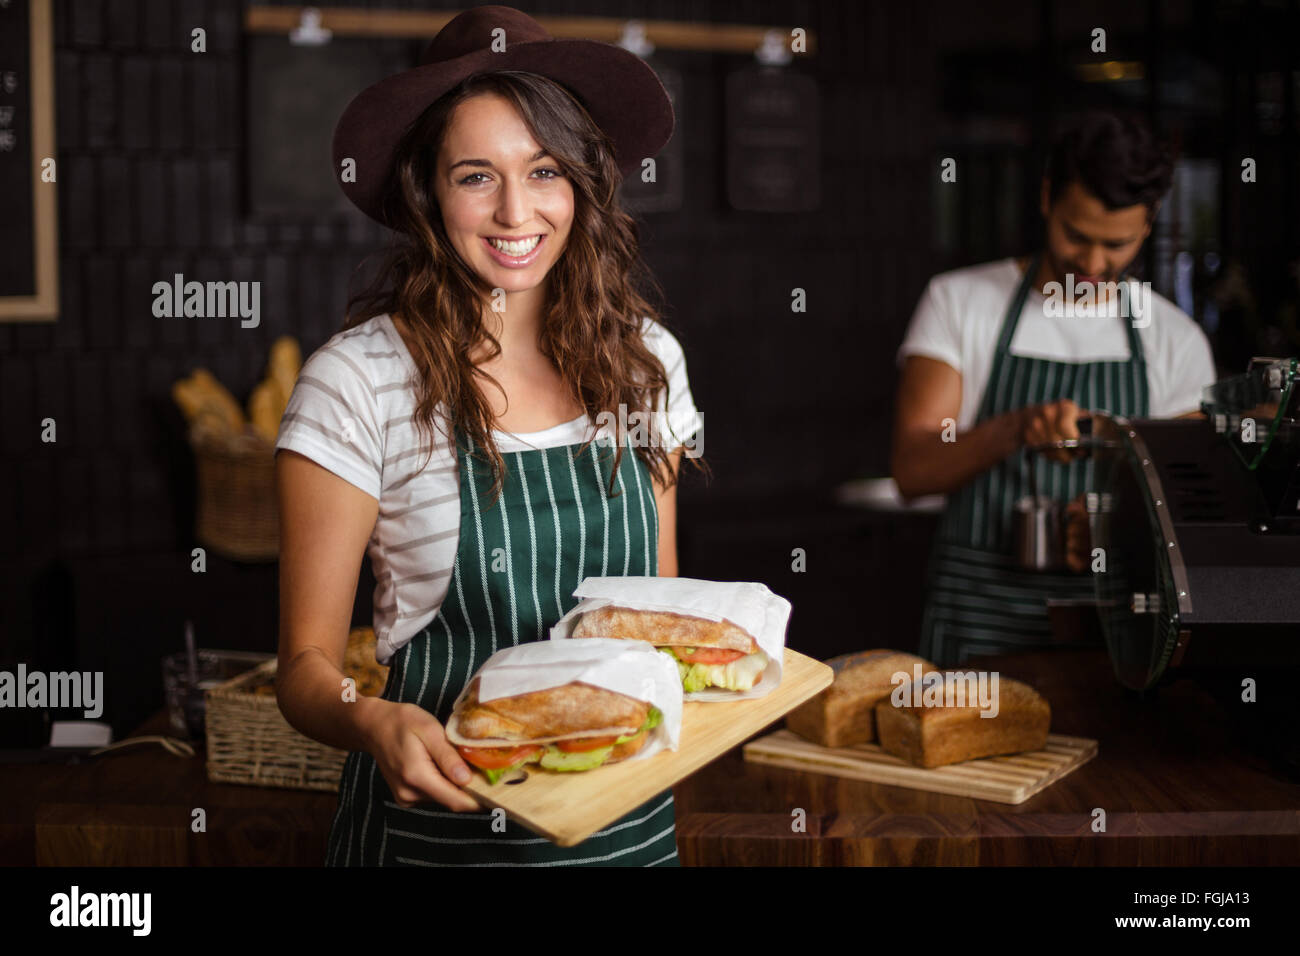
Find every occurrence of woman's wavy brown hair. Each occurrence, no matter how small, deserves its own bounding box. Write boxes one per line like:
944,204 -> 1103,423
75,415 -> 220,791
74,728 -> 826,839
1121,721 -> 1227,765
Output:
342,70 -> 705,506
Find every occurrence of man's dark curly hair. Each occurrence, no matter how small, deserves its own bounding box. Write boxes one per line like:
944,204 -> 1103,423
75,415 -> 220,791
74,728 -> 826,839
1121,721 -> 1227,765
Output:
1045,110 -> 1177,218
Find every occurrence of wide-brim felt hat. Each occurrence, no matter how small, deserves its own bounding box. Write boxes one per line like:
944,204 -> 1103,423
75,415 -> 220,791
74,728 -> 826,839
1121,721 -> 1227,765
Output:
333,5 -> 675,226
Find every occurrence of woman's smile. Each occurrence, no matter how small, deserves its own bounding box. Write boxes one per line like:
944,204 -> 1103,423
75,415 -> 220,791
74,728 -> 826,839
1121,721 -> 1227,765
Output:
482,233 -> 546,267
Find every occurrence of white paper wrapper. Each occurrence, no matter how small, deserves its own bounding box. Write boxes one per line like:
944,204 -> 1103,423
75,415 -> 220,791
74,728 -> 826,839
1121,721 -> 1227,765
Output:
549,576 -> 793,701
447,637 -> 682,758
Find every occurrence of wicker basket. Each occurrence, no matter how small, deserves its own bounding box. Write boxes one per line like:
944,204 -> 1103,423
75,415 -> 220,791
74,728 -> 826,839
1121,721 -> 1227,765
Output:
205,629 -> 389,792
191,425 -> 279,562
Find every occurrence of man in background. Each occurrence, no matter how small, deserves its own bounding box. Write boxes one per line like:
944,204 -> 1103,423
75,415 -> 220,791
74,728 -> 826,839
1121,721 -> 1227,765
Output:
892,110 -> 1216,665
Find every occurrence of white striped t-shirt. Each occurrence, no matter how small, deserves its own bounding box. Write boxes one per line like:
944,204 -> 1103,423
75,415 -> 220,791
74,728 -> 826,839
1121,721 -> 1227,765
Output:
274,313 -> 703,665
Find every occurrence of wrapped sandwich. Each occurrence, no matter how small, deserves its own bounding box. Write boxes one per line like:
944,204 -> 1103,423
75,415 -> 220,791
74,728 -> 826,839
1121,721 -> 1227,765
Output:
551,576 -> 792,699
573,606 -> 768,692
449,678 -> 663,783
443,638 -> 681,783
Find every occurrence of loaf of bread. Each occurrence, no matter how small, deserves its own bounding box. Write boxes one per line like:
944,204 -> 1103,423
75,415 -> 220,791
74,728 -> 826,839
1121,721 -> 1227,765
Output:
874,675 -> 1050,768
248,336 -> 301,444
267,336 -> 302,400
171,368 -> 245,437
247,379 -> 282,443
253,626 -> 387,697
342,626 -> 389,698
785,650 -> 935,747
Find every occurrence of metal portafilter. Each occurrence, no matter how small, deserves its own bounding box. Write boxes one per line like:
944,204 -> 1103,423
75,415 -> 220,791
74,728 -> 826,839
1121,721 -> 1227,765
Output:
1013,420 -> 1117,572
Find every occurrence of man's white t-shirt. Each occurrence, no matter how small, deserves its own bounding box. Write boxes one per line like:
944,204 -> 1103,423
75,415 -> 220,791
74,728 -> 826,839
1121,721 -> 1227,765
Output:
896,257 -> 1217,429
274,313 -> 703,665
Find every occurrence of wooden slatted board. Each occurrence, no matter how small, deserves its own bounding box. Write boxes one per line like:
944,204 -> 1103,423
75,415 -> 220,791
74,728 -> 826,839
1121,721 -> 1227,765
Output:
743,729 -> 1097,804
463,648 -> 833,846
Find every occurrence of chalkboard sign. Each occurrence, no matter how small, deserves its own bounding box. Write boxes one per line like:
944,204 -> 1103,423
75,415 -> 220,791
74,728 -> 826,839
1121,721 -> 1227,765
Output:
246,35 -> 395,217
618,59 -> 683,214
725,66 -> 820,212
0,0 -> 58,320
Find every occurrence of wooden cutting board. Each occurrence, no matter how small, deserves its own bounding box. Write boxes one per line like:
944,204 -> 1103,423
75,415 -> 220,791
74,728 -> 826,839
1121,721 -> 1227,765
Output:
463,647 -> 833,846
743,729 -> 1097,805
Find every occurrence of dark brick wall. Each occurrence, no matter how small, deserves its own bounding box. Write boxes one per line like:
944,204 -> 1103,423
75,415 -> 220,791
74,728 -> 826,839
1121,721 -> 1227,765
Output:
2,0 -> 938,707
0,0 -> 1089,740
1,0 -> 937,553
7,0 -> 1292,741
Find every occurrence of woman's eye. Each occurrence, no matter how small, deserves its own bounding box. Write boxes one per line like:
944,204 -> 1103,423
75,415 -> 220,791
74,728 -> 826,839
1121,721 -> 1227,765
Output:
457,169 -> 560,185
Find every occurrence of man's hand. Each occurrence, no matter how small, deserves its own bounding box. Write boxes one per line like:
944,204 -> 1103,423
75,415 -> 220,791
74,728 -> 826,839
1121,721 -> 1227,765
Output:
1021,398 -> 1088,464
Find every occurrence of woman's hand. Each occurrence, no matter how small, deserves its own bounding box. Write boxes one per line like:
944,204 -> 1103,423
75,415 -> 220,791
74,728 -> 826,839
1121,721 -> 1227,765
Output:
360,699 -> 482,812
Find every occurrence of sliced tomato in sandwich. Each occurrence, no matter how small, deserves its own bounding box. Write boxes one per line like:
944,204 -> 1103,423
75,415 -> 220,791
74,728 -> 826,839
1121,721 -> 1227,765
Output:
672,646 -> 748,664
457,744 -> 544,770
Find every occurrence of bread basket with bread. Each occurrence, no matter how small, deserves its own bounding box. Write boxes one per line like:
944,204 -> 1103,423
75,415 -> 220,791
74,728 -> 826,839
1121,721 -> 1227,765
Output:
205,626 -> 388,791
171,338 -> 301,561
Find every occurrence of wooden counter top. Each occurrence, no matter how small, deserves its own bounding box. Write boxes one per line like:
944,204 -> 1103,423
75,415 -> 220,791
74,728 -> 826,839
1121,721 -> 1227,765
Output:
3,648 -> 1297,865
672,648 -> 1300,865
0,708 -> 339,865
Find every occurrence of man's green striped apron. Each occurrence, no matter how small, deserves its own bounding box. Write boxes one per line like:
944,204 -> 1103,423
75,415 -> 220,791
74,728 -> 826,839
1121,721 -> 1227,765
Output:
326,425 -> 679,866
917,255 -> 1149,665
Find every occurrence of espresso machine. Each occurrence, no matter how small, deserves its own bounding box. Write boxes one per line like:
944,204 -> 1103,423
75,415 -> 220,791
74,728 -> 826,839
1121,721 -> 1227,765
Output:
1088,357 -> 1300,772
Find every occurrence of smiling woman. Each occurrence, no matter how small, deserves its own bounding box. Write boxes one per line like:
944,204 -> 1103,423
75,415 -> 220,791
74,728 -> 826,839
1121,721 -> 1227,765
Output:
434,93 -> 574,319
359,67 -> 689,500
273,6 -> 704,868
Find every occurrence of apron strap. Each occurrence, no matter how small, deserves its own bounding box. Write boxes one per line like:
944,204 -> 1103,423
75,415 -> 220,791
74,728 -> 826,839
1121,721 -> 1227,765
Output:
973,253 -> 1041,423
1120,278 -> 1150,415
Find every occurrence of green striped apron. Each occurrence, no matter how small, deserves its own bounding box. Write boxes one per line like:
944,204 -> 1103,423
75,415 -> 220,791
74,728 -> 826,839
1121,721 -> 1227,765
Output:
325,425 -> 679,866
917,255 -> 1149,665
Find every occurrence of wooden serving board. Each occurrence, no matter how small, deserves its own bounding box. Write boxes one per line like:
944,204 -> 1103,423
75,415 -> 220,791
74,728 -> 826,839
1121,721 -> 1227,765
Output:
463,648 -> 833,846
743,729 -> 1097,805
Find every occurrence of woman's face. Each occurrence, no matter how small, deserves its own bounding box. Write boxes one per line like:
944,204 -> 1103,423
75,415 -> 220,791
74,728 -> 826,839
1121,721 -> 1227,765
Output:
433,93 -> 574,296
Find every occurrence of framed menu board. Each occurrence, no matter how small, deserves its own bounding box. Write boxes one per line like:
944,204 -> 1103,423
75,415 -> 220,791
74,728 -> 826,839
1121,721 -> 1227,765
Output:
724,66 -> 820,213
0,0 -> 58,321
